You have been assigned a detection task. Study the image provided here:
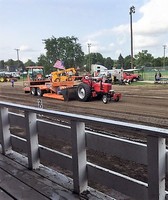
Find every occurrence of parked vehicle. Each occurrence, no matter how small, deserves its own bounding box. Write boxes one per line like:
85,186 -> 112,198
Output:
23,66 -> 81,101
123,72 -> 140,82
0,71 -> 18,82
23,66 -> 50,95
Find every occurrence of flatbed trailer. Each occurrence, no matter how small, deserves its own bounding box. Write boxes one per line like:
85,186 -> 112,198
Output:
23,66 -> 81,101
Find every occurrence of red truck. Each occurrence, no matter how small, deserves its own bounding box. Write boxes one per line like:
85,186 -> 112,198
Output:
123,72 -> 140,83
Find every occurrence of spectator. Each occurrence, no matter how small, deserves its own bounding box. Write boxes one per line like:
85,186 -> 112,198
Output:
155,71 -> 162,81
11,79 -> 14,87
155,72 -> 157,81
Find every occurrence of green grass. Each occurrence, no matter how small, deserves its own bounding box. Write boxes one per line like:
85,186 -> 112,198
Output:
130,81 -> 153,86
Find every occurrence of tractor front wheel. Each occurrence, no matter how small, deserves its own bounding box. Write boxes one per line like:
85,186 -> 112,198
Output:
77,83 -> 91,102
102,95 -> 108,104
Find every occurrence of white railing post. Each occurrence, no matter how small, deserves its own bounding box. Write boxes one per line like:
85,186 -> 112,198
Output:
147,135 -> 166,200
25,111 -> 40,169
71,120 -> 88,194
0,107 -> 12,154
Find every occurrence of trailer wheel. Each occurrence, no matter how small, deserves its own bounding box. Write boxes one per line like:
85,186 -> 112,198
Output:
37,88 -> 44,96
77,83 -> 91,102
31,88 -> 37,96
102,95 -> 108,104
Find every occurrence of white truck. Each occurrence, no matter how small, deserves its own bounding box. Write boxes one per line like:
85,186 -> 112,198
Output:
91,64 -> 108,76
91,65 -> 125,83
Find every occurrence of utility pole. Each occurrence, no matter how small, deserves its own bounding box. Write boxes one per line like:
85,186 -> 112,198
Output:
14,48 -> 20,69
163,45 -> 167,67
129,6 -> 135,69
87,43 -> 91,73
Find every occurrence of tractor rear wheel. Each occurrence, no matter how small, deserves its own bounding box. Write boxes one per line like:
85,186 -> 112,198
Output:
77,83 -> 91,102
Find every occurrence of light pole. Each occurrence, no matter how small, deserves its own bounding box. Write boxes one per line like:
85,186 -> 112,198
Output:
163,45 -> 167,67
129,6 -> 135,69
14,48 -> 20,69
87,43 -> 91,73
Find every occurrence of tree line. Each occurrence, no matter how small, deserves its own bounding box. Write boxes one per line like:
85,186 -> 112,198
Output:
0,36 -> 167,74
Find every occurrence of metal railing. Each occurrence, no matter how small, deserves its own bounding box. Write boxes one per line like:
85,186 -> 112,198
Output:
0,101 -> 168,200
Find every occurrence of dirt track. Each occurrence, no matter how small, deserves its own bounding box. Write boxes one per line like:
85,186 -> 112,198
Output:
1,81 -> 168,128
0,81 -> 168,199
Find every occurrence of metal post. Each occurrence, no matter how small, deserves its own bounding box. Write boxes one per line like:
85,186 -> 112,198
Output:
87,43 -> 91,73
129,6 -> 135,69
147,135 -> 166,200
14,48 -> 20,68
25,111 -> 40,169
163,45 -> 166,67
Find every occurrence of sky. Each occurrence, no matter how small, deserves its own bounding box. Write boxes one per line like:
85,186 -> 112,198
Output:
0,0 -> 168,63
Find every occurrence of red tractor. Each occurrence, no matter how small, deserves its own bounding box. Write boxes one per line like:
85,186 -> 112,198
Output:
77,76 -> 121,104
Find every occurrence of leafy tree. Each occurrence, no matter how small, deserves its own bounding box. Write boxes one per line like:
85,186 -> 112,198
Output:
165,57 -> 168,66
104,57 -> 114,69
17,60 -> 25,72
153,57 -> 162,67
5,59 -> 15,67
37,54 -> 52,74
4,59 -> 24,71
118,54 -> 124,68
134,50 -> 154,67
91,53 -> 104,65
5,59 -> 16,71
43,36 -> 84,69
84,52 -> 104,72
0,60 -> 5,70
24,59 -> 36,67
124,55 -> 132,69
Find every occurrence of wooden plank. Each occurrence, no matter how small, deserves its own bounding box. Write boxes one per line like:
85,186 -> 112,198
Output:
0,168 -> 48,200
6,151 -> 114,200
0,153 -> 81,200
0,189 -> 14,200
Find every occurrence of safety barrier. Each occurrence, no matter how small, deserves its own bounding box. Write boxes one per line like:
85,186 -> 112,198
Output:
0,101 -> 168,200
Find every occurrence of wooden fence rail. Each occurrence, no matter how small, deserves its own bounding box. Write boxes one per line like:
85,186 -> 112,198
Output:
0,101 -> 168,200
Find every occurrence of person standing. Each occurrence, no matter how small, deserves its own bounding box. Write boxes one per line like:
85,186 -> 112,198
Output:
158,71 -> 162,80
155,72 -> 157,81
11,79 -> 14,87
